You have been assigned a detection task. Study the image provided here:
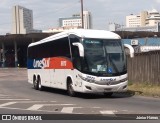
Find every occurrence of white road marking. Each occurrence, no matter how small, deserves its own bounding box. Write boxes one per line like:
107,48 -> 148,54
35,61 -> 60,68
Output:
100,110 -> 117,115
61,107 -> 83,113
122,110 -> 128,112
0,97 -> 14,99
61,107 -> 74,113
0,94 -> 10,96
50,101 -> 57,102
27,104 -> 75,111
49,104 -> 75,106
0,106 -> 84,114
0,102 -> 17,107
27,104 -> 43,110
0,96 -> 120,115
15,101 -> 56,103
0,99 -> 30,101
0,106 -> 63,113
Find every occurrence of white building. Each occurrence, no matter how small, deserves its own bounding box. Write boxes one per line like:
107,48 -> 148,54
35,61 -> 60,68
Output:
43,26 -> 81,33
83,11 -> 92,29
59,11 -> 92,29
11,5 -> 40,34
146,9 -> 160,26
126,14 -> 141,27
126,9 -> 160,28
126,11 -> 148,27
109,22 -> 160,32
108,23 -> 122,31
111,9 -> 160,32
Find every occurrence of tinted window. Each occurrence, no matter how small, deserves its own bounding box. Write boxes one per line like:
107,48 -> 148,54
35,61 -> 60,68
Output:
49,37 -> 71,58
69,35 -> 82,70
28,37 -> 71,59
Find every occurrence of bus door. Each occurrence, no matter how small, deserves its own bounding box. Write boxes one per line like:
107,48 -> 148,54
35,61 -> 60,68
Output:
50,68 -> 56,88
50,58 -> 69,89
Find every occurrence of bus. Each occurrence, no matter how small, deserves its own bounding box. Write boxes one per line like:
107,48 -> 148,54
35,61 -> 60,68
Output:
27,29 -> 134,96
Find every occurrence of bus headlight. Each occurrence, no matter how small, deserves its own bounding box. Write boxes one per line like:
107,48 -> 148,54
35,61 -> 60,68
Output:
85,79 -> 95,83
119,78 -> 128,82
78,74 -> 95,83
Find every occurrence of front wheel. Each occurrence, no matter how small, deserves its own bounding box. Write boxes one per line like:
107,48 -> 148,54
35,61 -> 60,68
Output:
67,80 -> 76,97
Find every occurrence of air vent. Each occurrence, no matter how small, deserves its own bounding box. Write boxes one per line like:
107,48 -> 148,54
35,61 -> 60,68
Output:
131,39 -> 138,46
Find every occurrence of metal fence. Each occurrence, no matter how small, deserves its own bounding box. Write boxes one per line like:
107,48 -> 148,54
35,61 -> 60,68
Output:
127,51 -> 160,85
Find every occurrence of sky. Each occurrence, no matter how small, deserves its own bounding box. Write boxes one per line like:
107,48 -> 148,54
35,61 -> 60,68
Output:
0,0 -> 160,35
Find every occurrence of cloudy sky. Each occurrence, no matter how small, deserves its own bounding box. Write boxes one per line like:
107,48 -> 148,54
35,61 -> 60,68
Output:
0,0 -> 160,35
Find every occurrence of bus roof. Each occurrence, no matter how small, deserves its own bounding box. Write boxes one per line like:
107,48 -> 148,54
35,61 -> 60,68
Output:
28,29 -> 121,47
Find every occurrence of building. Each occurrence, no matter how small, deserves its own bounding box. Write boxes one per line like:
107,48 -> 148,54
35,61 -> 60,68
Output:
126,11 -> 148,27
0,33 -> 53,67
11,5 -> 41,34
108,23 -> 122,31
109,9 -> 160,32
83,11 -> 92,29
43,26 -> 81,33
146,9 -> 160,26
59,11 -> 92,29
109,22 -> 160,32
126,9 -> 160,28
126,14 -> 141,27
11,5 -> 33,34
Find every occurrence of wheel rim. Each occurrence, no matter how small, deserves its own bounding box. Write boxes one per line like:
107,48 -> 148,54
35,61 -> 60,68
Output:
33,79 -> 37,89
69,84 -> 73,94
68,82 -> 75,96
38,79 -> 41,89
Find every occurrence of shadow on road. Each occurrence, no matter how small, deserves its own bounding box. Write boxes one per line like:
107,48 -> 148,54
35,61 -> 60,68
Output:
111,90 -> 143,98
37,87 -> 142,99
76,90 -> 142,99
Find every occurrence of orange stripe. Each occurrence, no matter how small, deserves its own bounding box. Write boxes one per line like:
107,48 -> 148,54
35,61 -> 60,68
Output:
45,57 -> 74,69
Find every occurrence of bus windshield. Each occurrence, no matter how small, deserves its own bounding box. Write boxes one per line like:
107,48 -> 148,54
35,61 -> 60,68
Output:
82,38 -> 127,76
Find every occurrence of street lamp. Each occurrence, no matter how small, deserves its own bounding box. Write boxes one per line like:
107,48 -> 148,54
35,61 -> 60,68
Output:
81,0 -> 84,29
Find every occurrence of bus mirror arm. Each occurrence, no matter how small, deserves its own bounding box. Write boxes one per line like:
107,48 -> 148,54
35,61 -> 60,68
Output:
72,43 -> 84,57
124,44 -> 134,58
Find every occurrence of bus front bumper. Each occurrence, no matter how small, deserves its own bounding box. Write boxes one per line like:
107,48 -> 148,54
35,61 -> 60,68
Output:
82,81 -> 128,93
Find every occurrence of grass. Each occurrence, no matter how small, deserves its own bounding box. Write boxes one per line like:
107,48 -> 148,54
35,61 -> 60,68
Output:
128,82 -> 160,98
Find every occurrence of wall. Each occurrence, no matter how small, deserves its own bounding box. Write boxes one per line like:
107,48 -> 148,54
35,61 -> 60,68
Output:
127,51 -> 160,85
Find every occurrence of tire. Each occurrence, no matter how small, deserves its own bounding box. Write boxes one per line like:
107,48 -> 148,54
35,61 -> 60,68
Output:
33,77 -> 38,90
67,79 -> 76,97
104,92 -> 113,97
37,77 -> 43,91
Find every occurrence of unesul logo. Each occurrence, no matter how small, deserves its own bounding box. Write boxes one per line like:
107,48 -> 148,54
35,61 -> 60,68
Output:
33,58 -> 50,69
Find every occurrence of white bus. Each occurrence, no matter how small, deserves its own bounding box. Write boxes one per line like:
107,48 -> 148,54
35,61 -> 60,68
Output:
27,29 -> 134,96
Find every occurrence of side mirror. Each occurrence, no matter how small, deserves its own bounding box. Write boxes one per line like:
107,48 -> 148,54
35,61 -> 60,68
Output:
124,44 -> 134,58
72,42 -> 84,57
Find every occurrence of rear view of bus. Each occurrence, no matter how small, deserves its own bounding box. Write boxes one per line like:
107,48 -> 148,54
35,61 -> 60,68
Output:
27,29 -> 134,96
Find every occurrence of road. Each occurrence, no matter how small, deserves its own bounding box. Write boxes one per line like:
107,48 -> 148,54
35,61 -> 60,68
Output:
0,68 -> 160,122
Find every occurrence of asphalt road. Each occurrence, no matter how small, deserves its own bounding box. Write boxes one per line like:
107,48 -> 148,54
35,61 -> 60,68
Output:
0,68 -> 160,122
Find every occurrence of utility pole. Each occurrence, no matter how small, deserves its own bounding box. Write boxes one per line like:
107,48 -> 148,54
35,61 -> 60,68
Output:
81,0 -> 84,29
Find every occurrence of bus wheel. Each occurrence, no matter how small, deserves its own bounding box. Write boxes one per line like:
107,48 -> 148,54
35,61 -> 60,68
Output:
67,79 -> 75,97
37,77 -> 43,91
33,77 -> 38,90
104,92 -> 113,97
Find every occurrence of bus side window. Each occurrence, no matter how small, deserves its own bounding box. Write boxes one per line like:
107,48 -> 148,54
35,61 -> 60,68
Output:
72,47 -> 81,70
48,37 -> 71,59
69,35 -> 82,71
